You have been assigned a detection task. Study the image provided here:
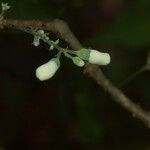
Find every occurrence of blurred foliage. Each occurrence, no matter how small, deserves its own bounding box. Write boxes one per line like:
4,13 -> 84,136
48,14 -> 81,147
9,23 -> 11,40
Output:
75,84 -> 104,144
5,0 -> 63,20
89,0 -> 150,48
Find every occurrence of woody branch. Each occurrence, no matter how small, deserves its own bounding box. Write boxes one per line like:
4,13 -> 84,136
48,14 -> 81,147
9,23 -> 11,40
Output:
0,19 -> 150,128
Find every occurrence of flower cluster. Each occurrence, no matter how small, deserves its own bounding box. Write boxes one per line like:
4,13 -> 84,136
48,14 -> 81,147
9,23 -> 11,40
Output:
32,30 -> 111,81
33,31 -> 111,81
31,29 -> 111,81
32,30 -> 49,46
0,2 -> 111,81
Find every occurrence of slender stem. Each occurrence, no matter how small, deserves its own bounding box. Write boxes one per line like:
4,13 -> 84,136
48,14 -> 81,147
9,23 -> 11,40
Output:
119,66 -> 146,88
56,50 -> 62,59
66,49 -> 77,55
23,28 -> 77,60
64,52 -> 73,59
21,28 -> 64,52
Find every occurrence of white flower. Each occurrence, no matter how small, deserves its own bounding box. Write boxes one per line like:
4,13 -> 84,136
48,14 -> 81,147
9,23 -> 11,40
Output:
1,3 -> 10,11
89,50 -> 110,65
35,58 -> 60,81
77,48 -> 111,65
72,57 -> 85,67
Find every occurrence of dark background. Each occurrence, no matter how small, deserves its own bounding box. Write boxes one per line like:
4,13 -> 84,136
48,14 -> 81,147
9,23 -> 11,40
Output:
0,0 -> 150,149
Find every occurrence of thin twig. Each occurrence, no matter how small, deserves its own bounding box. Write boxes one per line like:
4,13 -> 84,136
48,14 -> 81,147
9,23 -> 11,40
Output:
84,64 -> 150,127
0,19 -> 150,128
118,66 -> 146,88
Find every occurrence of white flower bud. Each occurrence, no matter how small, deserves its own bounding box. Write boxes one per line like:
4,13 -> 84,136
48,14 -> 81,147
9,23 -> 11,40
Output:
49,45 -> 54,50
36,58 -> 60,81
89,50 -> 110,65
1,3 -> 10,11
77,48 -> 110,65
72,57 -> 85,67
37,30 -> 44,34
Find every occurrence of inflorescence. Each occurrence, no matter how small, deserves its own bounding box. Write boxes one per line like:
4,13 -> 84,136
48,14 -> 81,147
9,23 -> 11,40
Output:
0,2 -> 111,81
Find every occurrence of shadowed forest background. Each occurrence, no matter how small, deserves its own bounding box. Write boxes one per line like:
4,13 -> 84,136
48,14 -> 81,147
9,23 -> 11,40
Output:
0,0 -> 150,149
